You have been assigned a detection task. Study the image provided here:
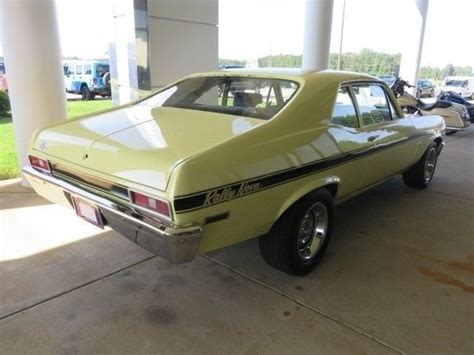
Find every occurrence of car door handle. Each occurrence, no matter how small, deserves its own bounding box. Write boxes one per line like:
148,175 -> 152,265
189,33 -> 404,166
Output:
368,135 -> 379,142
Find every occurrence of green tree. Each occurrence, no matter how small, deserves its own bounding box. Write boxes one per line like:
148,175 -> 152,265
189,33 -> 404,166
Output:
443,64 -> 456,77
218,58 -> 247,67
259,49 -> 401,76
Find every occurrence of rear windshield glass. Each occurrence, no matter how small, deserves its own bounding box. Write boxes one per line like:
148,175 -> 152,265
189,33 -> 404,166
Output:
96,64 -> 110,77
138,76 -> 299,120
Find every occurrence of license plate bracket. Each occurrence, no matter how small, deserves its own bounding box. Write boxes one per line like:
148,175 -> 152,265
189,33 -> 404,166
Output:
72,197 -> 104,228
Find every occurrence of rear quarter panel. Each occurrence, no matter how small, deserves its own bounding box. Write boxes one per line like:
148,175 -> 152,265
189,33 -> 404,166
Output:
168,75 -> 367,252
407,114 -> 445,163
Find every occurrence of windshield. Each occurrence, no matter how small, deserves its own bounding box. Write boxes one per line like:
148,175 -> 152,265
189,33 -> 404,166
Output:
445,80 -> 467,87
138,76 -> 299,120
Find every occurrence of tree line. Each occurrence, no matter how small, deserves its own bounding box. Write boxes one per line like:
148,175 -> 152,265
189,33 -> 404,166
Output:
241,49 -> 472,79
419,64 -> 473,80
218,58 -> 247,67
257,49 -> 401,76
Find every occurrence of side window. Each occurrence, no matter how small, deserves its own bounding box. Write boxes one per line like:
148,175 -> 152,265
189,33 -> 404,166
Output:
76,65 -> 83,75
353,84 -> 392,126
331,87 -> 358,128
280,81 -> 298,101
386,92 -> 400,119
84,64 -> 92,75
68,66 -> 75,75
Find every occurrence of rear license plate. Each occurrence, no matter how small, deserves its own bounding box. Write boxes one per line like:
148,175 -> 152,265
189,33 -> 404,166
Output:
73,197 -> 104,228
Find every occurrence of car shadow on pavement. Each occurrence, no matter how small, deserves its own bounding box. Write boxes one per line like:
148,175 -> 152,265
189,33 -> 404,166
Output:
0,180 -> 53,210
0,229 -> 152,319
205,175 -> 474,354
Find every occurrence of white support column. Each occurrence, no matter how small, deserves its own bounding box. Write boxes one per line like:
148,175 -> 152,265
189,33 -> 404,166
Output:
110,0 -> 139,105
399,0 -> 429,95
2,0 -> 67,186
302,0 -> 334,71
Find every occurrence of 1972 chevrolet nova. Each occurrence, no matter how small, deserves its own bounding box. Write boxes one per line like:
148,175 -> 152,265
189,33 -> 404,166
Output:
23,69 -> 445,275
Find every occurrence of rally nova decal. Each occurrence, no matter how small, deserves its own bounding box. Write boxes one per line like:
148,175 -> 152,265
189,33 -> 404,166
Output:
173,134 -> 427,214
203,182 -> 262,206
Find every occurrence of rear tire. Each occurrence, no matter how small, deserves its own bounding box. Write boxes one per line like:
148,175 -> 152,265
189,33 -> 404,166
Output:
403,142 -> 438,188
81,85 -> 95,100
259,189 -> 334,275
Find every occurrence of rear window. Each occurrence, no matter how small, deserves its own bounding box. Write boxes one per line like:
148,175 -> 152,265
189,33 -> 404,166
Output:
138,76 -> 298,120
96,64 -> 109,77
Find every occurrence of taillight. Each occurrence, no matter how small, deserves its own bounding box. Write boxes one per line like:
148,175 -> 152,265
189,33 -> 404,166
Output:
29,155 -> 51,173
93,78 -> 97,84
130,191 -> 171,219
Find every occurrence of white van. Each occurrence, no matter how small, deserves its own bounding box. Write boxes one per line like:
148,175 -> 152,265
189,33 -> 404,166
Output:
442,76 -> 474,99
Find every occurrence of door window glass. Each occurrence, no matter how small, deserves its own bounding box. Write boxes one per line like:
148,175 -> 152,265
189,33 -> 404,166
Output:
331,87 -> 358,128
386,93 -> 400,119
76,65 -> 83,75
353,84 -> 392,126
84,64 -> 91,75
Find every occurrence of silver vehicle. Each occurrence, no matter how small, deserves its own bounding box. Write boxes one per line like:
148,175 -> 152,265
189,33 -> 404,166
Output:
441,76 -> 474,99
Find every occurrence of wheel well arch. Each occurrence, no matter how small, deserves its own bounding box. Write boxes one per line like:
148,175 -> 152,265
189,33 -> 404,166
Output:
274,178 -> 340,223
433,136 -> 442,147
324,182 -> 338,198
80,82 -> 88,89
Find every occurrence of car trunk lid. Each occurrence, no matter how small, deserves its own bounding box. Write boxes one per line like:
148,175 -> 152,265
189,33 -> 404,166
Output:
33,105 -> 263,191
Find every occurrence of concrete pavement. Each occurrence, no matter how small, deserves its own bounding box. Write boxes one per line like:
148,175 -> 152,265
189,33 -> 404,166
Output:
0,128 -> 473,354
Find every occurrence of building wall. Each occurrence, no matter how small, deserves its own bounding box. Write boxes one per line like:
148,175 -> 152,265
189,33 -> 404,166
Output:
147,0 -> 218,89
111,0 -> 218,104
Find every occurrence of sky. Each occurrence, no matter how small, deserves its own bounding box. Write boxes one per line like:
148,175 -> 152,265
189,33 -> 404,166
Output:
0,0 -> 473,68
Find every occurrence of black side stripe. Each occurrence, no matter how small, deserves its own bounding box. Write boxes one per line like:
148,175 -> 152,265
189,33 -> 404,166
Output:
173,134 -> 423,213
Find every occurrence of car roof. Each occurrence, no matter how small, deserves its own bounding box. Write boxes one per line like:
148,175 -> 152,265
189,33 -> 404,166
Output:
187,69 -> 380,84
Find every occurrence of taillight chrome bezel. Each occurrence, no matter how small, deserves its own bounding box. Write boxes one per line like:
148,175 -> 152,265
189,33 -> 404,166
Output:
128,189 -> 173,222
28,155 -> 52,174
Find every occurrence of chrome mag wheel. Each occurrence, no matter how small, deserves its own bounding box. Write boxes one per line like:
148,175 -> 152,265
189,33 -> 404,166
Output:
424,147 -> 437,183
297,202 -> 328,261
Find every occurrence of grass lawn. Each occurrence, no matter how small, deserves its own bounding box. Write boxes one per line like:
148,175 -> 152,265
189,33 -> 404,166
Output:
0,99 -> 113,180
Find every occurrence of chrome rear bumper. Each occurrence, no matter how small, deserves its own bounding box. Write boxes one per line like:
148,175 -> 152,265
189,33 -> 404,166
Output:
22,166 -> 202,263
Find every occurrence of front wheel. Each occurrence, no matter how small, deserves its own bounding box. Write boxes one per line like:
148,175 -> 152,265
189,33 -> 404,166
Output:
403,142 -> 438,188
259,189 -> 334,275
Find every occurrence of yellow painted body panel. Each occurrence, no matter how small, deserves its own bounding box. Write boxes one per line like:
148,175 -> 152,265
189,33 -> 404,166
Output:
27,69 -> 445,255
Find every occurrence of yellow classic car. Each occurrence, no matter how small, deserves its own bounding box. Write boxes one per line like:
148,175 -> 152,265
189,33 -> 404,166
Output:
23,69 -> 445,275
